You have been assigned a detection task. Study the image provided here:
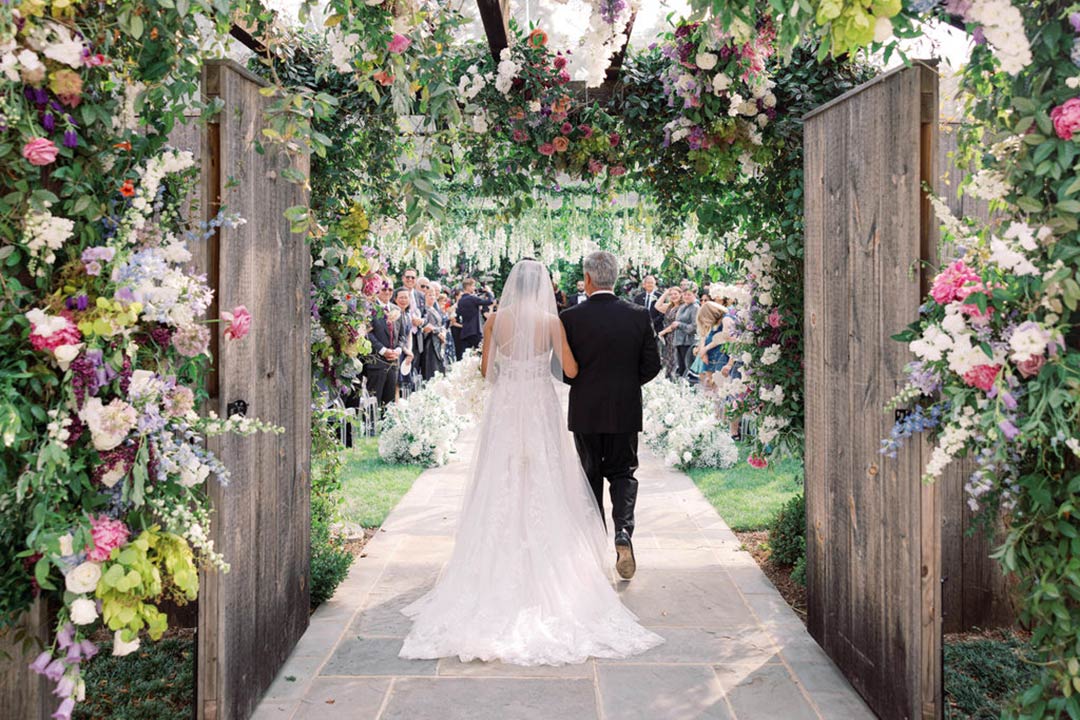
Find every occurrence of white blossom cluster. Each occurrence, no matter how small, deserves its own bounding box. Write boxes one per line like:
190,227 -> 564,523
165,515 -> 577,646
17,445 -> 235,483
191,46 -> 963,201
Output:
965,0 -> 1033,75
579,0 -> 636,88
641,378 -> 738,470
22,207 -> 74,276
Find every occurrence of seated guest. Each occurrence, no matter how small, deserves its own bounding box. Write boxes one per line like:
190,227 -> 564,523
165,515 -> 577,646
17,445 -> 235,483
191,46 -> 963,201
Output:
456,278 -> 494,354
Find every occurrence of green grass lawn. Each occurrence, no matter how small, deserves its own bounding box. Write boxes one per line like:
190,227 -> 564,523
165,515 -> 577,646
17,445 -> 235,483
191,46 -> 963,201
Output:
339,437 -> 425,528
687,448 -> 804,531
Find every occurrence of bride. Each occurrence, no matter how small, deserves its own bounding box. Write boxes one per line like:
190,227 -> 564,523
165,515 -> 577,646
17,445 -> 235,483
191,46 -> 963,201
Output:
398,260 -> 663,666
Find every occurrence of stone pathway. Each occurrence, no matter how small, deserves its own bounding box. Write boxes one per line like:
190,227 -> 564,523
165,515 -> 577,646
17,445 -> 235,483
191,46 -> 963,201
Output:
254,429 -> 875,720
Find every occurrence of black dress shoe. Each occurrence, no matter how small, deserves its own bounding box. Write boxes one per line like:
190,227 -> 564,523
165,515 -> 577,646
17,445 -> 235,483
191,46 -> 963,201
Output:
614,530 -> 636,580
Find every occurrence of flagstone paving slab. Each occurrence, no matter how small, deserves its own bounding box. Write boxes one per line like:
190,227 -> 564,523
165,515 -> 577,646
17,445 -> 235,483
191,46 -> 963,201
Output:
254,424 -> 875,719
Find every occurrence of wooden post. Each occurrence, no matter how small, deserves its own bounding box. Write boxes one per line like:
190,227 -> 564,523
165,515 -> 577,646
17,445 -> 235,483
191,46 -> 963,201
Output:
0,601 -> 51,720
476,0 -> 509,60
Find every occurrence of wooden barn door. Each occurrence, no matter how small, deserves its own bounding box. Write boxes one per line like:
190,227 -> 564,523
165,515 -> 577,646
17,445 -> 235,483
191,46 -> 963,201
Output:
803,62 -> 942,720
173,61 -> 313,720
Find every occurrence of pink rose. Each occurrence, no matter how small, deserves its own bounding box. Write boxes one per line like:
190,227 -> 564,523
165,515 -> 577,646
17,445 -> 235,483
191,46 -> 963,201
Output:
962,363 -> 1001,392
22,137 -> 59,166
1015,353 -> 1045,378
610,165 -> 627,176
538,142 -> 555,157
588,158 -> 603,174
560,122 -> 573,135
222,305 -> 252,341
748,456 -> 768,469
553,55 -> 568,70
512,129 -> 528,143
578,124 -> 593,139
86,515 -> 129,562
930,260 -> 980,306
387,34 -> 411,54
609,132 -> 621,147
767,309 -> 781,328
1051,97 -> 1080,140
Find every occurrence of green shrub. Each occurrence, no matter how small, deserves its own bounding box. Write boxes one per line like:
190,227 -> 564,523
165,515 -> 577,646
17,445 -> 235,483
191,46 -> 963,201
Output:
768,493 -> 806,567
790,554 -> 806,587
74,636 -> 193,720
309,409 -> 353,608
944,634 -> 1037,720
310,501 -> 353,608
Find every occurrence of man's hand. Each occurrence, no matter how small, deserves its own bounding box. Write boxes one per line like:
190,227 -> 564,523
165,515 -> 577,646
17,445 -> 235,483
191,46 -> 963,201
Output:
411,315 -> 424,327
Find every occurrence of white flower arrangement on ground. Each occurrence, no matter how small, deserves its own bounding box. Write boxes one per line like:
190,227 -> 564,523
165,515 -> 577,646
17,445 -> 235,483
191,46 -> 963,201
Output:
642,378 -> 738,470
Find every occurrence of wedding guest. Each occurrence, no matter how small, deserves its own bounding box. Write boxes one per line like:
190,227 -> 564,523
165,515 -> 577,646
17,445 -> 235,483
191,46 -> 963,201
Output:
401,269 -> 426,365
655,287 -> 683,379
449,289 -> 465,361
695,301 -> 728,392
365,282 -> 404,406
421,284 -> 448,380
456,278 -> 494,353
566,280 -> 588,307
632,275 -> 665,333
439,290 -> 457,363
392,287 -> 417,391
672,287 -> 699,378
553,280 -> 568,312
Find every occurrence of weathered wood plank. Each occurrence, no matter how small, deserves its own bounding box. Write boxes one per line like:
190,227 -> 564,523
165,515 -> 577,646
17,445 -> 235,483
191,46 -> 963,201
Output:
0,601 -> 50,720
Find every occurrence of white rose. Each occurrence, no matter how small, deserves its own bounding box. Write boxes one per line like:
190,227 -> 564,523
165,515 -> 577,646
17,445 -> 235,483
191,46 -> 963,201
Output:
759,292 -> 773,306
65,561 -> 102,594
112,630 -> 141,657
70,597 -> 99,626
695,52 -> 718,70
58,533 -> 74,557
53,343 -> 83,371
712,73 -> 731,94
763,91 -> 776,108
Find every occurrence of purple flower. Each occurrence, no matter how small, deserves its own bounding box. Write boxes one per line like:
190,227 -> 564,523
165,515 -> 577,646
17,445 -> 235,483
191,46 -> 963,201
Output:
972,26 -> 986,45
54,674 -> 76,697
51,698 -> 75,720
63,129 -> 78,148
84,260 -> 101,276
79,639 -> 98,659
65,642 -> 83,663
113,287 -> 135,303
29,651 -> 52,674
999,419 -> 1020,441
1000,390 -> 1018,411
1070,12 -> 1080,33
44,659 -> 66,683
43,113 -> 56,132
56,623 -> 75,650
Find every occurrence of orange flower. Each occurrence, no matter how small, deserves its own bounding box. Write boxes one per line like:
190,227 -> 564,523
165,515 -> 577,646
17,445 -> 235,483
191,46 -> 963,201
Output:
552,95 -> 571,114
119,180 -> 135,198
509,106 -> 525,120
528,28 -> 548,48
113,141 -> 132,152
552,136 -> 569,153
373,70 -> 394,86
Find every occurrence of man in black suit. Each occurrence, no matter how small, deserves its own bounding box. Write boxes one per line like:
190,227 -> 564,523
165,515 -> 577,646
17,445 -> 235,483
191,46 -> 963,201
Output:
364,283 -> 404,406
456,278 -> 494,353
560,251 -> 662,580
565,280 -> 588,308
632,274 -> 665,334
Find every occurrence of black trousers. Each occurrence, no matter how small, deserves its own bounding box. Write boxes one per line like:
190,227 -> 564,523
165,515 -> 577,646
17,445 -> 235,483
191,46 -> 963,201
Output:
676,344 -> 693,377
363,360 -> 397,406
573,432 -> 639,537
460,334 -> 482,353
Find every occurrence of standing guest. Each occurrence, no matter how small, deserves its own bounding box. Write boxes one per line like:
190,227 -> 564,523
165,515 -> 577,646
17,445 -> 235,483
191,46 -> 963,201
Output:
402,269 -> 427,364
421,284 -> 448,379
715,298 -> 744,440
632,274 -> 664,333
679,278 -> 693,292
566,279 -> 589,307
365,282 -> 404,406
672,287 -> 699,378
655,287 -> 683,379
456,278 -> 494,354
553,280 -> 568,312
694,301 -> 728,392
449,289 -> 465,361
392,287 -> 417,391
439,290 -> 457,364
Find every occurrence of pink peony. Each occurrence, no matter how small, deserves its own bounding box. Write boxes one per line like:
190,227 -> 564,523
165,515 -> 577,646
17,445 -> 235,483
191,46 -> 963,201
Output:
387,34 -> 411,54
553,55 -> 568,70
1051,97 -> 1080,140
222,306 -> 252,341
27,310 -> 81,352
748,456 -> 768,469
1015,353 -> 1045,378
86,515 -> 129,562
962,363 -> 1001,392
22,137 -> 59,166
163,385 -> 195,417
362,273 -> 384,296
538,142 -> 556,157
930,260 -> 980,306
767,309 -> 782,328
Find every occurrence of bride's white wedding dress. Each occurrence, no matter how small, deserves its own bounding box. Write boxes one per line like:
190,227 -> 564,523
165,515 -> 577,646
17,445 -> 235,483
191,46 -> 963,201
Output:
399,261 -> 663,666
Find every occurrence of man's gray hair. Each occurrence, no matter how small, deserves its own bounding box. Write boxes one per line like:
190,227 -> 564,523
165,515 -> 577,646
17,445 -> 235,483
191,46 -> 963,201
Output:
583,251 -> 619,290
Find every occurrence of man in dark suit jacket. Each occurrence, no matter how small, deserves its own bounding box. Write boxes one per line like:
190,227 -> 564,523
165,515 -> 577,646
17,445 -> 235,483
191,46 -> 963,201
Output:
364,284 -> 404,406
456,278 -> 494,353
565,280 -> 589,308
561,252 -> 662,580
632,274 -> 665,333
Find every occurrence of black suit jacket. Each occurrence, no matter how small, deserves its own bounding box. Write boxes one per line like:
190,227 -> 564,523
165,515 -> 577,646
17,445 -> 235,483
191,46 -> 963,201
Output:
457,292 -> 494,340
566,292 -> 589,308
560,294 -> 662,434
633,289 -> 665,333
367,307 -> 407,358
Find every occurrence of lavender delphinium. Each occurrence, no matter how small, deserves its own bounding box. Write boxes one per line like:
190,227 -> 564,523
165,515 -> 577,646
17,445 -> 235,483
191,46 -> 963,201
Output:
880,403 -> 945,458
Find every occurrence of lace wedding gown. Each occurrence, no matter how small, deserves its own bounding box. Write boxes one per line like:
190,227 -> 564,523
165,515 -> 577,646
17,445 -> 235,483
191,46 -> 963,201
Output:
399,261 -> 663,666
